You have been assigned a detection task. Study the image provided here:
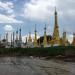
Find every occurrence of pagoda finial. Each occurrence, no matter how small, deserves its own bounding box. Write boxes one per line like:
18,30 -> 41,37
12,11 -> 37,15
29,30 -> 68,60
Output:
19,26 -> 22,46
19,26 -> 21,32
44,24 -> 46,31
16,28 -> 18,36
16,28 -> 18,41
55,7 -> 57,15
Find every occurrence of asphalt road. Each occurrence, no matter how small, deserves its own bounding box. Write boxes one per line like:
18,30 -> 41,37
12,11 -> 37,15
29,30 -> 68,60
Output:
0,57 -> 75,75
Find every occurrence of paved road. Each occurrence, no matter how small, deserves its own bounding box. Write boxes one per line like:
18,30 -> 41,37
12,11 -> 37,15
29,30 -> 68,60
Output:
0,57 -> 75,75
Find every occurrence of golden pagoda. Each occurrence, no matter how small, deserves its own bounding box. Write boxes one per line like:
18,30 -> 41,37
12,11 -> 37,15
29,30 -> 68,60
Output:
43,25 -> 47,47
34,25 -> 38,47
28,32 -> 32,42
71,33 -> 75,46
50,8 -> 60,46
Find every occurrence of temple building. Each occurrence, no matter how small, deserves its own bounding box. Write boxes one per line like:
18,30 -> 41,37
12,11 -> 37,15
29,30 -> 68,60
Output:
37,35 -> 52,47
0,8 -> 74,48
36,8 -> 70,47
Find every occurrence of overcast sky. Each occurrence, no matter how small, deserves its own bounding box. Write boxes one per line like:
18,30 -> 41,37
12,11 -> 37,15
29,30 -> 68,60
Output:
0,0 -> 75,42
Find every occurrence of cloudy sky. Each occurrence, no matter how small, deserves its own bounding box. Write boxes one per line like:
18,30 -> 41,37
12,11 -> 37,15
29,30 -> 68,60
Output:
0,0 -> 75,42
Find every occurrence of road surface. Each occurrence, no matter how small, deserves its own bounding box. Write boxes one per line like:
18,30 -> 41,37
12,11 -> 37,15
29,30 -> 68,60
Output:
0,57 -> 75,75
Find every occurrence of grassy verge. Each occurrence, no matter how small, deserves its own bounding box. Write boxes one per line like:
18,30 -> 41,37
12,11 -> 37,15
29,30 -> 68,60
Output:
0,46 -> 75,57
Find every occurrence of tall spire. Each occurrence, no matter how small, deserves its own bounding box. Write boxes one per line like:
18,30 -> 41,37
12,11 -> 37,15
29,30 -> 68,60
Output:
55,7 -> 58,27
13,32 -> 15,46
72,33 -> 75,46
55,7 -> 57,15
19,27 -> 22,42
6,33 -> 8,43
16,28 -> 18,41
11,33 -> 12,46
26,37 -> 27,44
18,27 -> 22,47
52,7 -> 60,45
28,31 -> 32,42
43,24 -> 47,47
0,34 -> 1,42
34,24 -> 37,47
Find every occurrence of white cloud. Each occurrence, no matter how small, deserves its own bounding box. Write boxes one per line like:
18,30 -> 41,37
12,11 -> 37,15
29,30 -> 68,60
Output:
67,10 -> 75,16
56,0 -> 75,17
24,0 -> 56,20
0,1 -> 14,14
23,0 -> 75,20
67,34 -> 73,44
4,25 -> 13,32
0,1 -> 23,23
0,14 -> 23,23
